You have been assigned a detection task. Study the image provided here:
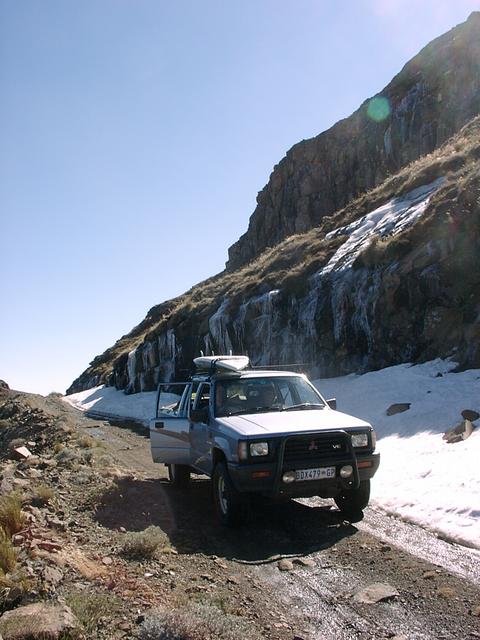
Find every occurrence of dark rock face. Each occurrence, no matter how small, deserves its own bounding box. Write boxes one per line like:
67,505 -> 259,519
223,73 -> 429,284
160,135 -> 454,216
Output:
227,12 -> 480,270
70,160 -> 480,395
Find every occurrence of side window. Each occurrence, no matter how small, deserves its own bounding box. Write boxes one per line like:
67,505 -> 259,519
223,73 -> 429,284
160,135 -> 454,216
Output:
194,383 -> 211,411
156,383 -> 190,417
189,382 -> 200,414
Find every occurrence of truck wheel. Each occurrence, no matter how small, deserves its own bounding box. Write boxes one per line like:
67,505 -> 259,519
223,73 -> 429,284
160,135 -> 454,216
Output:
334,480 -> 370,515
167,464 -> 191,488
212,462 -> 246,527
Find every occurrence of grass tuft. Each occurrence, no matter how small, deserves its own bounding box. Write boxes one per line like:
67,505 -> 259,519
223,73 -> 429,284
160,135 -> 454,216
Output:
30,484 -> 55,507
0,528 -> 17,573
139,602 -> 261,640
0,495 -> 26,537
119,525 -> 168,559
55,447 -> 80,466
66,589 -> 122,635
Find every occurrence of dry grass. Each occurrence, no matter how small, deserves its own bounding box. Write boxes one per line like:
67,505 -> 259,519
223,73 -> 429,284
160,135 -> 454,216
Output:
0,616 -> 81,640
30,484 -> 55,507
0,528 -> 17,573
119,525 -> 169,560
0,569 -> 32,603
0,494 -> 26,537
75,434 -> 95,449
55,447 -> 80,467
66,589 -> 122,635
139,602 -> 261,640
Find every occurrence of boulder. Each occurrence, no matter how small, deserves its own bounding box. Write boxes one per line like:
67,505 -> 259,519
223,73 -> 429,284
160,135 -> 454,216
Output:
0,602 -> 81,639
461,409 -> 479,422
11,447 -> 32,461
443,419 -> 474,444
277,559 -> 295,572
386,403 -> 411,416
353,582 -> 399,604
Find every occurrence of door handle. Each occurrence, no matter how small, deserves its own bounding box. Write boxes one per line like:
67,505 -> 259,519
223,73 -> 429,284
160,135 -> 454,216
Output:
153,421 -> 164,430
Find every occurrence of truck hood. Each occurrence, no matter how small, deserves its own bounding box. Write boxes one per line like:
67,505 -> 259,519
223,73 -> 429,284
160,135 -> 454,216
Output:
216,408 -> 371,437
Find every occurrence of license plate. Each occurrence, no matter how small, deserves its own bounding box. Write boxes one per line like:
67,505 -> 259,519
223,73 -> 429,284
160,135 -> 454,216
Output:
295,467 -> 335,481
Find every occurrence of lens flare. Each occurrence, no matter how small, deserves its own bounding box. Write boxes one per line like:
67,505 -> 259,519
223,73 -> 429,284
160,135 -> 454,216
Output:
367,96 -> 391,122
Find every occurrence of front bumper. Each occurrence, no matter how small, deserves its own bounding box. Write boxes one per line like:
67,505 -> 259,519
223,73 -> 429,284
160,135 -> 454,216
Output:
228,431 -> 380,499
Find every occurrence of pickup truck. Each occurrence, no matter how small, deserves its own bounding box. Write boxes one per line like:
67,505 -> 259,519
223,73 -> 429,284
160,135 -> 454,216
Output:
149,356 -> 380,526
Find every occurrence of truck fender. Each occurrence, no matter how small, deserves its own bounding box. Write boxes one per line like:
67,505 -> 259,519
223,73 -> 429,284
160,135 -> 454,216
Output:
210,437 -> 231,471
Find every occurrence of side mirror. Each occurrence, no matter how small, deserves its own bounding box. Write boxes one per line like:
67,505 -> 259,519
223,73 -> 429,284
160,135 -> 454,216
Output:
326,398 -> 337,410
190,407 -> 209,423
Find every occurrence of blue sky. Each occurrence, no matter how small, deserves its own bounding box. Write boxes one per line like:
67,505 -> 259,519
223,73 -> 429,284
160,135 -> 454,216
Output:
1,0 -> 478,394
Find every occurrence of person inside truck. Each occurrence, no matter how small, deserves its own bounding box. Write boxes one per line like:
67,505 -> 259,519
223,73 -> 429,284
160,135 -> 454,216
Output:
257,383 -> 276,408
215,382 -> 246,416
246,382 -> 278,410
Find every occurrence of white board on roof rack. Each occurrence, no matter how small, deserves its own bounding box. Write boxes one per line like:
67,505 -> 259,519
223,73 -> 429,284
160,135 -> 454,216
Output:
193,355 -> 250,372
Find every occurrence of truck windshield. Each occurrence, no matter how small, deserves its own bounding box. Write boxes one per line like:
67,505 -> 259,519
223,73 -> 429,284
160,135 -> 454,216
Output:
215,376 -> 325,417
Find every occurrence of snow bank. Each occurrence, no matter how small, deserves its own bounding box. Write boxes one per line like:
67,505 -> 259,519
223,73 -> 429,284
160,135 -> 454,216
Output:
64,359 -> 480,549
314,359 -> 480,549
63,385 -> 156,424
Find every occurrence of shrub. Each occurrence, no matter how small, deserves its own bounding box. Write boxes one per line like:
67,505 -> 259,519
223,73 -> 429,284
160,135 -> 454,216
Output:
139,602 -> 261,640
76,435 -> 94,449
30,484 -> 55,507
66,590 -> 121,635
0,569 -> 32,604
0,495 -> 25,536
55,447 -> 80,466
119,525 -> 168,559
53,442 -> 65,454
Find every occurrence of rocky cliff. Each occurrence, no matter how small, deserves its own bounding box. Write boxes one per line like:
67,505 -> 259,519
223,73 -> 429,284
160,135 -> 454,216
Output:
68,114 -> 480,394
226,12 -> 480,270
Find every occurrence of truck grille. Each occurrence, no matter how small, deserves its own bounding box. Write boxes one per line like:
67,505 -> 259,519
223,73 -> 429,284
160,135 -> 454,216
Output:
283,434 -> 347,464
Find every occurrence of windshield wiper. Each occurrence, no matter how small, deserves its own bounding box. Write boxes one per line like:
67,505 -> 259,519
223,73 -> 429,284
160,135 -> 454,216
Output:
223,406 -> 283,417
283,403 -> 325,411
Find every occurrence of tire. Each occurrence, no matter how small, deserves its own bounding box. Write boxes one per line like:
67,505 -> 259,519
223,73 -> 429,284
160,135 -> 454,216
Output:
334,479 -> 370,515
167,463 -> 191,488
212,462 -> 247,527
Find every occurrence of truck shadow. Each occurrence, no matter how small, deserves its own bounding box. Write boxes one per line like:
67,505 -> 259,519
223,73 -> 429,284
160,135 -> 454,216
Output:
94,476 -> 358,563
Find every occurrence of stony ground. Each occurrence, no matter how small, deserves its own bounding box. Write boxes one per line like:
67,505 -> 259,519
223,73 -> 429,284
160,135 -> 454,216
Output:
0,386 -> 479,639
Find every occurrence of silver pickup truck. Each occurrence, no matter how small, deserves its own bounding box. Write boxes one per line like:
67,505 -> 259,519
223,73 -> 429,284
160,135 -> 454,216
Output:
149,356 -> 380,526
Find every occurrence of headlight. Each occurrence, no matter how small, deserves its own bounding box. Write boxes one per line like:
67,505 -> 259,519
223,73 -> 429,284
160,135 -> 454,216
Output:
351,433 -> 369,448
250,442 -> 269,456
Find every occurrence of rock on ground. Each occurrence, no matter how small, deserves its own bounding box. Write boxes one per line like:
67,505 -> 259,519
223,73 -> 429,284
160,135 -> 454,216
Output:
0,602 -> 81,640
353,582 -> 399,604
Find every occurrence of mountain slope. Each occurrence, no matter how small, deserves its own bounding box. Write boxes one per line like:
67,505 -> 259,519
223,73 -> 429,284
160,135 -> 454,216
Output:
227,12 -> 480,269
68,115 -> 480,394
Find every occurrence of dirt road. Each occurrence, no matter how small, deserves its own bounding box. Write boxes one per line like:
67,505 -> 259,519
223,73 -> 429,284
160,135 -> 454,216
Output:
80,412 -> 480,640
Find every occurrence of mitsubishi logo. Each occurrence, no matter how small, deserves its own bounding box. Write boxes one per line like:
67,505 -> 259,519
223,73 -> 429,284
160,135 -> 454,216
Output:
308,440 -> 318,451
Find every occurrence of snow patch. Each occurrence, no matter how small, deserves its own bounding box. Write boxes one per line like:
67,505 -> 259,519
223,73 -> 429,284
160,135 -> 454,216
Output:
323,178 -> 444,273
314,359 -> 480,549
